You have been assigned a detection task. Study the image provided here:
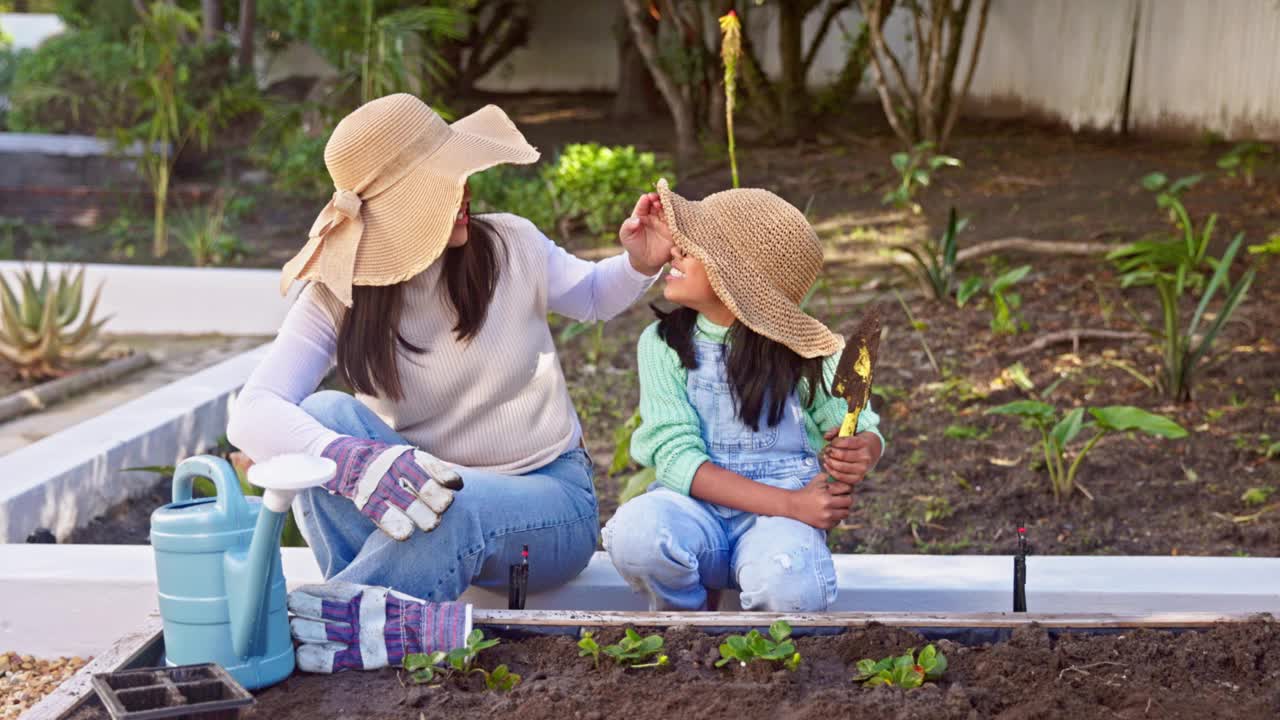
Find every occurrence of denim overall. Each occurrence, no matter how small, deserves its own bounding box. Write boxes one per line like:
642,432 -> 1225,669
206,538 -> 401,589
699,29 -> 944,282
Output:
604,333 -> 839,611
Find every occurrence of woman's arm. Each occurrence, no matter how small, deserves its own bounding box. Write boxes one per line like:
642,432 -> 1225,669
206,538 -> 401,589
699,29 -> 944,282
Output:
225,285 -> 343,461
544,237 -> 659,322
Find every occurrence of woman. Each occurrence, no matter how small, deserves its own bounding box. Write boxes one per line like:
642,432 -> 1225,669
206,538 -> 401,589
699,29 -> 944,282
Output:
226,94 -> 671,616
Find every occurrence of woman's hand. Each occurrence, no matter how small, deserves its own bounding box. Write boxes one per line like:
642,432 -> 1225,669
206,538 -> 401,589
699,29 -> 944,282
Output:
785,473 -> 853,530
619,191 -> 674,275
821,430 -> 882,486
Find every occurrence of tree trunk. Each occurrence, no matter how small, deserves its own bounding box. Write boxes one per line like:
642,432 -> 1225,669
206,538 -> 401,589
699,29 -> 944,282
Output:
776,2 -> 808,140
237,0 -> 256,78
13,0 -> 29,13
201,0 -> 223,42
613,16 -> 661,119
622,0 -> 700,168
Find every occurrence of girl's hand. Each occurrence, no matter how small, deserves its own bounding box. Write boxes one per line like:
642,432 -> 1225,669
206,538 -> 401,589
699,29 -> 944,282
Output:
786,473 -> 853,530
821,430 -> 882,486
619,192 -> 674,275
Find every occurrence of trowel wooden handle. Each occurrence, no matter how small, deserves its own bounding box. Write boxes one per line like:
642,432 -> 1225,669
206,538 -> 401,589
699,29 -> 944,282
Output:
838,409 -> 860,438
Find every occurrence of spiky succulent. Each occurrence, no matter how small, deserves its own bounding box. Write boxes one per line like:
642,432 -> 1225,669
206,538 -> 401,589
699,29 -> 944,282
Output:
0,265 -> 110,380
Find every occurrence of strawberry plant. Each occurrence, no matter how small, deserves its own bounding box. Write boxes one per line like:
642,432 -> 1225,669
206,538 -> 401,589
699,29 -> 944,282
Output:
579,629 -> 668,669
985,401 -> 1187,501
402,629 -> 521,692
716,621 -> 801,671
854,645 -> 947,688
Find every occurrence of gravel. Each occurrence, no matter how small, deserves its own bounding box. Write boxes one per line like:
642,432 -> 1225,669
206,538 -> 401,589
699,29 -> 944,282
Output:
1,651 -> 89,718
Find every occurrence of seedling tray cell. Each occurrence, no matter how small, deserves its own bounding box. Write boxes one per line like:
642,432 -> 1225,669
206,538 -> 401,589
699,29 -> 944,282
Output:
89,663 -> 253,720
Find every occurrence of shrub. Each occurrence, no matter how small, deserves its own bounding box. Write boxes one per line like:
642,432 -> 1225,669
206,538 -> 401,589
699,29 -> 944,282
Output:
469,144 -> 674,245
544,143 -> 673,241
6,30 -> 138,135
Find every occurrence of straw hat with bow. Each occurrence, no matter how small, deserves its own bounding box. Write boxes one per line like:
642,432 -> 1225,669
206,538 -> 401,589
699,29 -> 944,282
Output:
654,178 -> 843,359
279,93 -> 540,307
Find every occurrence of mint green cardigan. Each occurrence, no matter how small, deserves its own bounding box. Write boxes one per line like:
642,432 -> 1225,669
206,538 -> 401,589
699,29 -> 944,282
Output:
630,315 -> 885,495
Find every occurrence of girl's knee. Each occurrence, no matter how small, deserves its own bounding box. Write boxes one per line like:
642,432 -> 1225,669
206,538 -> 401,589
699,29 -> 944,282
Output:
737,549 -> 834,612
603,498 -> 687,575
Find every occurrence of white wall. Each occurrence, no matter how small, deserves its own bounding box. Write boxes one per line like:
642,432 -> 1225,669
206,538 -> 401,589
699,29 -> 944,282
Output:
0,13 -> 64,50
1130,0 -> 1280,139
476,0 -> 1280,142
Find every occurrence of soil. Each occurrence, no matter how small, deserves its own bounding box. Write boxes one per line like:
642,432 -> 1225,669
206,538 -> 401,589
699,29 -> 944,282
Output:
63,476 -> 169,545
36,92 -> 1280,557
62,619 -> 1280,719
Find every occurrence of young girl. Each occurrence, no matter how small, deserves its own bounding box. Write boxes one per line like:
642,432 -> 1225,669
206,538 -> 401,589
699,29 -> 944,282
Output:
603,180 -> 885,612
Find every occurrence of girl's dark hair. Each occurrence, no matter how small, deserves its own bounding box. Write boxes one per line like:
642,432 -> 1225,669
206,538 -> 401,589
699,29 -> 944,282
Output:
335,216 -> 504,401
655,305 -> 827,431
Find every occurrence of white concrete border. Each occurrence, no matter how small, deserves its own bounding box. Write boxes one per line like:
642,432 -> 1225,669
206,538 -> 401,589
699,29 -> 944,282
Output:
0,262 -> 297,336
0,344 -> 269,543
2,546 -> 1276,658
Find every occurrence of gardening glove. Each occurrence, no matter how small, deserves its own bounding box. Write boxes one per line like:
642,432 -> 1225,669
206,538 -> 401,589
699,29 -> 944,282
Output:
320,436 -> 464,541
288,581 -> 471,673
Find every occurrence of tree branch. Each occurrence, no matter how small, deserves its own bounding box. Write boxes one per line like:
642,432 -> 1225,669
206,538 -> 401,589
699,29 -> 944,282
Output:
803,0 -> 855,75
859,0 -> 913,145
1009,330 -> 1149,358
623,0 -> 698,164
954,237 -> 1117,264
941,0 -> 991,147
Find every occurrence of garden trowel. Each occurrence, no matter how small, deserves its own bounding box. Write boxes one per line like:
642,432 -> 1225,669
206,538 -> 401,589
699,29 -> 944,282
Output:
831,308 -> 881,439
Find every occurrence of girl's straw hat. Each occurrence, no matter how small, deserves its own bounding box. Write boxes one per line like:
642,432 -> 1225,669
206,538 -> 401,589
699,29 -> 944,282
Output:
279,93 -> 539,307
655,178 -> 842,358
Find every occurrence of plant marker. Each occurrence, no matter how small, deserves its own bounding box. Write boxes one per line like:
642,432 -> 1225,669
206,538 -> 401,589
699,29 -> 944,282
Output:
509,544 -> 529,610
1014,526 -> 1028,612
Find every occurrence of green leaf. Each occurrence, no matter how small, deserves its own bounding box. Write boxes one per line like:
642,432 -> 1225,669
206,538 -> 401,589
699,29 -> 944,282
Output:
956,277 -> 983,306
1141,172 -> 1168,192
1089,406 -> 1187,438
1050,408 -> 1086,449
990,265 -> 1032,293
891,153 -> 909,173
768,620 -> 792,643
618,467 -> 656,505
986,400 -> 1056,424
855,658 -> 879,677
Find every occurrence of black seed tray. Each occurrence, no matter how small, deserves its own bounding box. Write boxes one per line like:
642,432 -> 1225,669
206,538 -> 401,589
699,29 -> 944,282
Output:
89,663 -> 254,719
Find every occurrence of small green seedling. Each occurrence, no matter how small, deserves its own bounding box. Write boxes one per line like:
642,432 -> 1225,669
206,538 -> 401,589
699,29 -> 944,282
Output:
1217,142 -> 1272,187
1242,487 -> 1275,506
579,629 -> 668,669
854,644 -> 947,689
716,621 -> 801,671
404,629 -> 521,693
987,265 -> 1031,335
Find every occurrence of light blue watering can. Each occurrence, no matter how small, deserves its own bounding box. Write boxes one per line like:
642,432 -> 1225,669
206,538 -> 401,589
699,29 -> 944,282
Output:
149,453 -> 334,690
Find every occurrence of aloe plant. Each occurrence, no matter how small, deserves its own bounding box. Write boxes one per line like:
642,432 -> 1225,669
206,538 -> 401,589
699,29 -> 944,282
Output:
0,265 -> 110,380
986,401 -> 1187,501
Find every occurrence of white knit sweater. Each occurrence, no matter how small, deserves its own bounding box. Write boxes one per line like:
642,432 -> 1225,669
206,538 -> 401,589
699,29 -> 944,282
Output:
227,213 -> 657,474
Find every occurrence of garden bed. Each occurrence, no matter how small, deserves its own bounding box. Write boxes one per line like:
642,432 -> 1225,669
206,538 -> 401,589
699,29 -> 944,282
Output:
59,616 -> 1280,719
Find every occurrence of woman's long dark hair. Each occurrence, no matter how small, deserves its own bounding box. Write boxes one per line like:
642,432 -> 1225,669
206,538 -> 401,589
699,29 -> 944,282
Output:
335,216 -> 504,401
655,305 -> 827,431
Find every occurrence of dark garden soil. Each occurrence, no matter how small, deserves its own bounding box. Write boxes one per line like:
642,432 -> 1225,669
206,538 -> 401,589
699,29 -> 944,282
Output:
65,620 -> 1280,719
63,476 -> 169,545
43,93 -> 1280,557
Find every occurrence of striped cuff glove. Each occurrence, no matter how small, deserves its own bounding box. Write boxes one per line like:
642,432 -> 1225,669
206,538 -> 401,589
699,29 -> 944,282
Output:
320,436 -> 464,541
288,582 -> 472,673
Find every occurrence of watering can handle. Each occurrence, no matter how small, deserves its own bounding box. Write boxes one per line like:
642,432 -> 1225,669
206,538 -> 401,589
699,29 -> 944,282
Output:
172,455 -> 248,527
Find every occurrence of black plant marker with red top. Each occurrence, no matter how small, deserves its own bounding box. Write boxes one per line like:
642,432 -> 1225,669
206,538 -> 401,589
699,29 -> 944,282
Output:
1013,526 -> 1028,612
509,544 -> 529,610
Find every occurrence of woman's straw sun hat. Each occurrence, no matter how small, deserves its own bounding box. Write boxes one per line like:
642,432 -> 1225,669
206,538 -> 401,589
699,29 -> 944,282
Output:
279,93 -> 539,307
655,178 -> 842,359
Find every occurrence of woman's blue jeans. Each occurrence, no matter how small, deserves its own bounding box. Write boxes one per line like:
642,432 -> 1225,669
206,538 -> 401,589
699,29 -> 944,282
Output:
290,391 -> 600,602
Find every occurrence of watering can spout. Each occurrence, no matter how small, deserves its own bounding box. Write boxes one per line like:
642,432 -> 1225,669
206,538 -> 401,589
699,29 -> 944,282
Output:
226,454 -> 335,661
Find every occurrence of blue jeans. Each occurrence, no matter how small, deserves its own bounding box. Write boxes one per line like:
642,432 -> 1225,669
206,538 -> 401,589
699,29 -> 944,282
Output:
291,391 -> 599,602
603,456 -> 837,612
